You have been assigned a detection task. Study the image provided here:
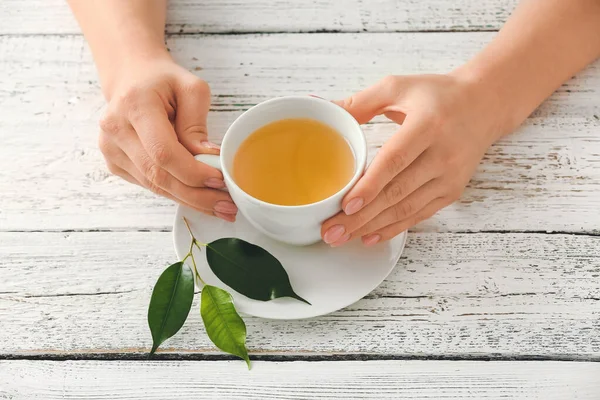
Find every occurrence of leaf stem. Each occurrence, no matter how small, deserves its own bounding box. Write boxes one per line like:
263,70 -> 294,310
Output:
182,217 -> 207,285
183,217 -> 208,246
189,247 -> 206,286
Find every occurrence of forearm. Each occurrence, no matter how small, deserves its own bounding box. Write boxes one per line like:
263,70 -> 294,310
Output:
67,0 -> 170,98
454,0 -> 600,137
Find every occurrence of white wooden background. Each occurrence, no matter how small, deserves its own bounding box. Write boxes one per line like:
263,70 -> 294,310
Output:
1,1 -> 599,399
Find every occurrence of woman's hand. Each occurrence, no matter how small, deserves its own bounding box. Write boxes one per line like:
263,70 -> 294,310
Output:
98,56 -> 238,222
321,74 -> 505,246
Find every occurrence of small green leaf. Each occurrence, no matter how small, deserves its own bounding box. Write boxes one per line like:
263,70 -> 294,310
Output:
148,261 -> 194,355
201,285 -> 251,368
206,238 -> 310,304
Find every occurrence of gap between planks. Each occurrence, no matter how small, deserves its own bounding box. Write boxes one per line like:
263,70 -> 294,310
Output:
1,353 -> 599,363
0,29 -> 504,38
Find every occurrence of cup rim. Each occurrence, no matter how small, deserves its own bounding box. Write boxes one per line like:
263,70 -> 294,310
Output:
220,95 -> 367,210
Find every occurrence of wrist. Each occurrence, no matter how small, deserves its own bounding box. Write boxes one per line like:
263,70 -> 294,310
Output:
449,63 -> 526,142
93,28 -> 172,100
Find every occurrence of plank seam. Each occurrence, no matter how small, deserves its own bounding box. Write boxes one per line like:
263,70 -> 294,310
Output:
19,290 -> 140,299
0,29 -> 500,38
0,353 -> 598,362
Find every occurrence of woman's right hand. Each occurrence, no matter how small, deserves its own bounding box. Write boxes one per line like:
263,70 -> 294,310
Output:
98,55 -> 238,222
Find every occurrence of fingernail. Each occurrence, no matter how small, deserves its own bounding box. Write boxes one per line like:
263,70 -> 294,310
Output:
214,200 -> 238,214
201,140 -> 221,150
362,234 -> 381,247
344,198 -> 364,215
330,234 -> 351,248
214,211 -> 236,222
204,178 -> 225,189
323,224 -> 345,244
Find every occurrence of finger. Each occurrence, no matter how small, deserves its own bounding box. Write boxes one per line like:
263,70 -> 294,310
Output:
102,135 -> 190,202
101,131 -> 234,222
361,197 -> 452,246
107,163 -> 140,186
116,159 -> 209,214
120,149 -> 236,221
341,116 -> 431,216
99,133 -> 143,187
174,78 -> 221,155
352,179 -> 442,239
321,152 -> 438,243
128,93 -> 223,187
334,76 -> 406,124
111,128 -> 234,213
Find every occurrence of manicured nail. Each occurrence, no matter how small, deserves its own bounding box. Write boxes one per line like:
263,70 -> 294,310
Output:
204,178 -> 225,189
330,234 -> 351,248
214,200 -> 238,214
200,140 -> 221,150
323,224 -> 345,244
344,198 -> 364,215
362,234 -> 381,247
214,211 -> 236,222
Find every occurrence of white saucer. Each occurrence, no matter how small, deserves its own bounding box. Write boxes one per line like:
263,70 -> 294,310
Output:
173,206 -> 407,319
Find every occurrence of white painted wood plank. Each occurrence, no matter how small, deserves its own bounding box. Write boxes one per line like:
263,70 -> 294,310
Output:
1,34 -> 599,232
0,0 -> 518,35
1,360 -> 599,400
1,232 -> 598,357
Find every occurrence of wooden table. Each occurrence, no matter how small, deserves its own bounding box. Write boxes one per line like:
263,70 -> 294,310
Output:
1,1 -> 599,398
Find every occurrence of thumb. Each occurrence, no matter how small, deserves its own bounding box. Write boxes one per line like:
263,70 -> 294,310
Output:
334,76 -> 404,124
174,78 -> 220,156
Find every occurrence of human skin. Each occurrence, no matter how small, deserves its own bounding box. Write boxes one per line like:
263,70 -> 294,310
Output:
68,0 -> 238,222
321,0 -> 600,247
69,0 -> 600,240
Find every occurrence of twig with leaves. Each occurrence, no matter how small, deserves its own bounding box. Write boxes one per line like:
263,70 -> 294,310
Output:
147,217 -> 309,369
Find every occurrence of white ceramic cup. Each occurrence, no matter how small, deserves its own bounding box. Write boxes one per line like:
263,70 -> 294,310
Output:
196,95 -> 367,246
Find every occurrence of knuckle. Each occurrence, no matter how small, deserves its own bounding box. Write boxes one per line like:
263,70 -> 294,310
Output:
380,75 -> 402,99
99,115 -> 124,137
148,142 -> 172,166
145,163 -> 166,191
395,200 -> 415,220
386,153 -> 406,177
120,86 -> 142,108
384,180 -> 404,204
380,75 -> 399,89
119,87 -> 148,123
183,78 -> 210,96
343,95 -> 355,110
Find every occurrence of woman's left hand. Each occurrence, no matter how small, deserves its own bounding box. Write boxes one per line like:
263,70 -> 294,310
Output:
321,73 -> 507,247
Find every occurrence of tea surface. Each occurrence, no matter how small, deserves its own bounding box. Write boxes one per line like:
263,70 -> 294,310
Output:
233,118 -> 355,206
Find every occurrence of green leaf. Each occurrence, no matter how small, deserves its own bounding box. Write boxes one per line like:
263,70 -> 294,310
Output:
147,261 -> 195,355
206,238 -> 310,304
201,285 -> 251,368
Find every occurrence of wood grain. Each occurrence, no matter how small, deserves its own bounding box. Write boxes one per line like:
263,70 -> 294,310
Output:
1,34 -> 599,232
1,231 -> 598,358
1,0 -> 518,35
1,360 -> 599,400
